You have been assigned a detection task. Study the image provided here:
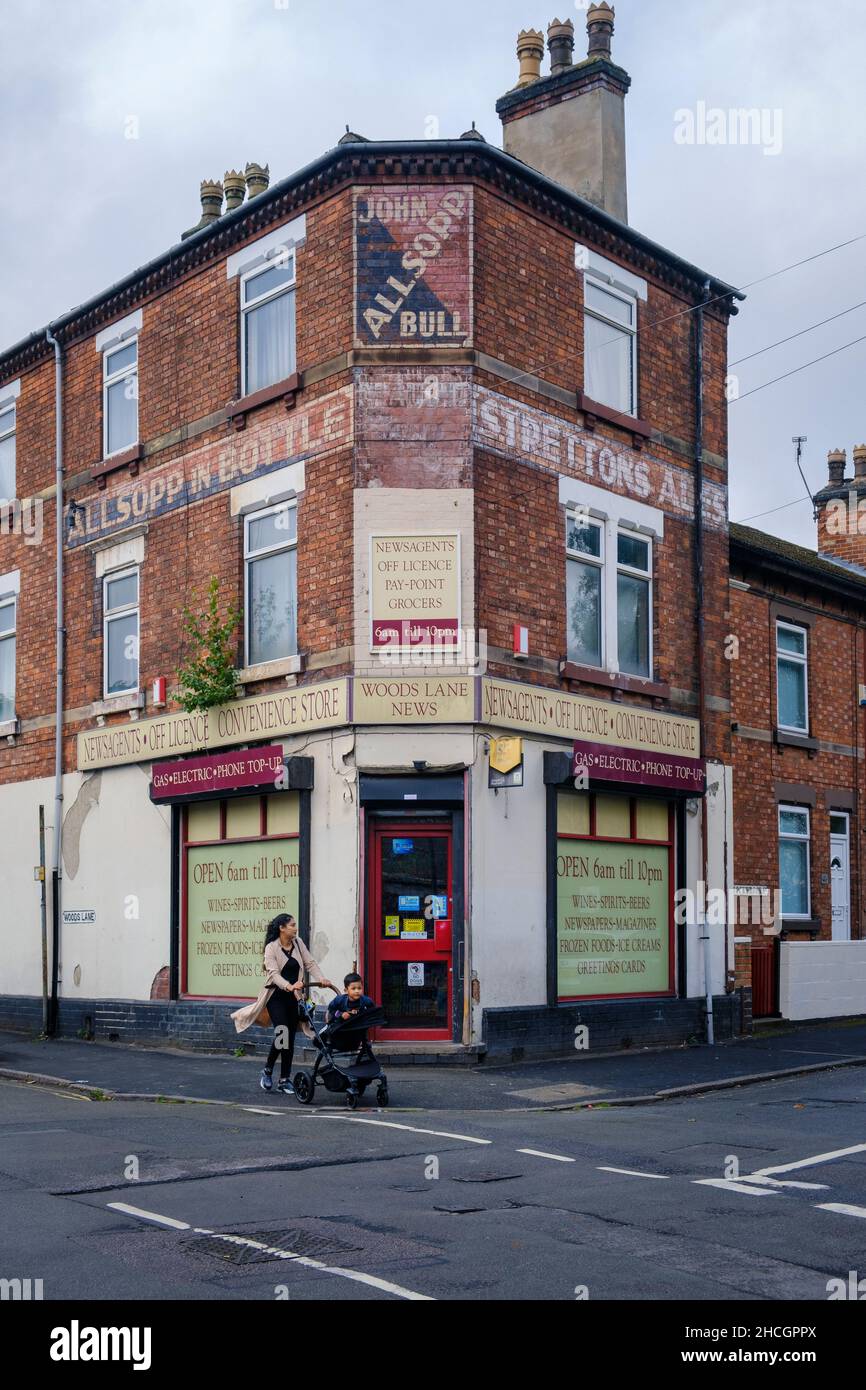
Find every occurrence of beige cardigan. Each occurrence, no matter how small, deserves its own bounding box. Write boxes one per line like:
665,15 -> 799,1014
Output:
230,936 -> 326,1034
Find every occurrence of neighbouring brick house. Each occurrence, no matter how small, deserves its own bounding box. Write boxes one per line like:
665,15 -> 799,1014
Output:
729,453 -> 866,1022
0,8 -> 749,1058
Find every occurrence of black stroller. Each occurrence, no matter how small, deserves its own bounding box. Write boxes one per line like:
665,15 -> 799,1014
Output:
293,996 -> 389,1109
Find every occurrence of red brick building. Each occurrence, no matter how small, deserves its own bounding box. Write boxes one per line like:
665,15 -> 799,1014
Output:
730,453 -> 866,1022
0,9 -> 747,1057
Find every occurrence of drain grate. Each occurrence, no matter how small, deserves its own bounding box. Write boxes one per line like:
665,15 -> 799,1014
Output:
182,1228 -> 364,1265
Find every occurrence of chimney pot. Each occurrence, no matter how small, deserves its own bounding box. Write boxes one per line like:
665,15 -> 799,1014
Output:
586,2 -> 615,60
245,162 -> 270,198
199,179 -> 224,225
223,170 -> 246,212
854,444 -> 866,479
548,18 -> 575,75
514,29 -> 545,89
827,447 -> 847,486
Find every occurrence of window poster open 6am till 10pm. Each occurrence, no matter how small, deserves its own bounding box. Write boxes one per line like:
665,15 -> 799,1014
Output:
185,839 -> 300,998
556,839 -> 672,1000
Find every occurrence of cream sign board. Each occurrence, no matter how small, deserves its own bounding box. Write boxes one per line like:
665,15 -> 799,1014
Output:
77,681 -> 348,771
370,534 -> 461,650
353,677 -> 475,725
77,675 -> 701,770
481,678 -> 701,757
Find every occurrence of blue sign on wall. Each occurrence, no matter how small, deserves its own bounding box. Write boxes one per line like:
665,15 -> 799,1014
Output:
398,895 -> 420,911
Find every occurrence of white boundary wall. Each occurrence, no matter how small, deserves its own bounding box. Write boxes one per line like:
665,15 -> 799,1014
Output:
779,940 -> 866,1021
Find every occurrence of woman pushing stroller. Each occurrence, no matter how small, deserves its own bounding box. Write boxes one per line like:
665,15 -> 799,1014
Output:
230,913 -> 335,1095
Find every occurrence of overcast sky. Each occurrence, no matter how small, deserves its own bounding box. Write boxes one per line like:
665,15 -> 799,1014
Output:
2,0 -> 864,548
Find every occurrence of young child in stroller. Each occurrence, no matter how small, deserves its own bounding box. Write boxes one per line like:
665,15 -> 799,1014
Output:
326,973 -> 376,1028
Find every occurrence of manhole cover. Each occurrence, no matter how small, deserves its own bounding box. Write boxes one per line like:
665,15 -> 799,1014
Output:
182,1228 -> 363,1265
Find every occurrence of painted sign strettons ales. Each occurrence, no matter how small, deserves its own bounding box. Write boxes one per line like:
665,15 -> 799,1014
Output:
355,186 -> 473,347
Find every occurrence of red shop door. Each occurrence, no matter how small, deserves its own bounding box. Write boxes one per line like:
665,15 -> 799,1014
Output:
368,822 -> 453,1041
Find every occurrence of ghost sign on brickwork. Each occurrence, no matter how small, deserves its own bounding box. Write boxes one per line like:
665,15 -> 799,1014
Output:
355,185 -> 473,348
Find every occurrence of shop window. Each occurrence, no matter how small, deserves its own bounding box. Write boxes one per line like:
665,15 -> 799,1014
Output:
186,801 -> 221,843
0,594 -> 16,721
555,791 -> 674,1002
241,252 -> 296,395
103,337 -> 138,458
182,792 -> 301,999
776,621 -> 808,733
595,794 -> 631,839
584,275 -> 637,416
778,804 -> 811,919
103,565 -> 139,697
0,403 -> 15,500
566,511 -> 652,677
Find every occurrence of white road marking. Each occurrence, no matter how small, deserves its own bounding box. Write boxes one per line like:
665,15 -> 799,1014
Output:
107,1202 -> 190,1229
243,1108 -> 283,1117
314,1116 -> 491,1145
816,1203 -> 866,1220
750,1142 -> 866,1178
598,1166 -> 669,1180
517,1148 -> 575,1163
693,1179 -> 780,1197
110,1208 -> 434,1300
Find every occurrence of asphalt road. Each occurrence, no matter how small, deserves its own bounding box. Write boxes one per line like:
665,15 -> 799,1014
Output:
1,1066 -> 865,1303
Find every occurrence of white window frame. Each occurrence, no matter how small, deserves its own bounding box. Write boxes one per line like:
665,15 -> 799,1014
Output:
776,620 -> 809,734
778,804 -> 811,921
616,528 -> 653,679
566,513 -> 606,669
240,250 -> 297,398
243,500 -> 298,668
565,508 -> 654,677
102,564 -> 140,699
0,594 -> 16,720
102,337 -> 139,460
0,403 -> 15,500
583,273 -> 638,417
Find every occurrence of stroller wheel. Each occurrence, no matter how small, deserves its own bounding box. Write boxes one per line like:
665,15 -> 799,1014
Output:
293,1071 -> 314,1105
376,1085 -> 389,1108
346,1091 -> 359,1110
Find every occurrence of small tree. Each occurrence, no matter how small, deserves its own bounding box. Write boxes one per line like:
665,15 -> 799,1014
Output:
177,577 -> 241,712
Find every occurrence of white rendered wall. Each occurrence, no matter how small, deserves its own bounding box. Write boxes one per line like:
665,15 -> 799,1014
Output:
780,941 -> 866,1021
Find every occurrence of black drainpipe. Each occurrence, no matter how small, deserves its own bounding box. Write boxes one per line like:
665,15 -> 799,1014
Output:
694,279 -> 714,1044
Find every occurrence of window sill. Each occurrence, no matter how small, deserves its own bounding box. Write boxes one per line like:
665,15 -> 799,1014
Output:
226,373 -> 301,431
779,920 -> 822,938
91,443 -> 143,490
236,654 -> 305,685
0,717 -> 19,739
576,391 -> 652,447
560,661 -> 670,700
774,728 -> 819,752
93,691 -> 145,719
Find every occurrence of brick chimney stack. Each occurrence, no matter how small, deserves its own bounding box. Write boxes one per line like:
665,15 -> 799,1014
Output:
496,8 -> 630,222
813,447 -> 866,568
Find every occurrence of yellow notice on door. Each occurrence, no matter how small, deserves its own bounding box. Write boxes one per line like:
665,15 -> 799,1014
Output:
384,916 -> 400,938
402,918 -> 425,934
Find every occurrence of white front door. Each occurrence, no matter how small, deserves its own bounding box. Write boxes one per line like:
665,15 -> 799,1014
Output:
830,813 -> 851,942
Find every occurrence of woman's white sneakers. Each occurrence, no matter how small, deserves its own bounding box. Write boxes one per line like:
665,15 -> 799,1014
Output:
276,1079 -> 294,1095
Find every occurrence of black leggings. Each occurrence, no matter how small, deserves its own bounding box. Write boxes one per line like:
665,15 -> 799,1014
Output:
265,990 -> 299,1080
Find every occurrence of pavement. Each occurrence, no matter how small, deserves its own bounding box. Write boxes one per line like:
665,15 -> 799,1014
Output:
2,1018 -> 866,1111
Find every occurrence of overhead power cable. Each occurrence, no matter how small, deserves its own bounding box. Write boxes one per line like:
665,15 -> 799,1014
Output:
730,299 -> 866,366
